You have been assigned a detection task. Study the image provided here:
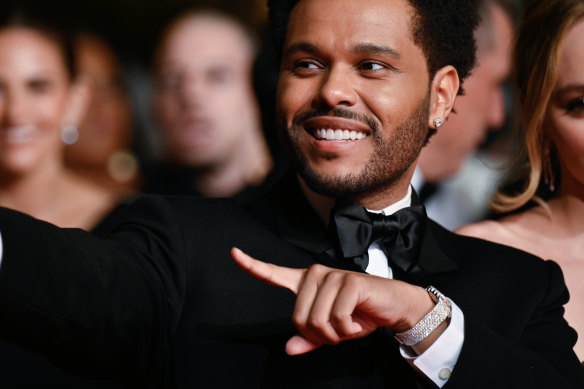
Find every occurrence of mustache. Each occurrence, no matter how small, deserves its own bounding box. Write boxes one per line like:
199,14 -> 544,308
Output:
291,108 -> 379,133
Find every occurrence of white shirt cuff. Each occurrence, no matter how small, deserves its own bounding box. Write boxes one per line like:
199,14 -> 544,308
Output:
399,300 -> 464,387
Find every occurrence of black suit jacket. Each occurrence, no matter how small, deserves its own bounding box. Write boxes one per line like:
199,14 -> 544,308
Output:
0,170 -> 582,388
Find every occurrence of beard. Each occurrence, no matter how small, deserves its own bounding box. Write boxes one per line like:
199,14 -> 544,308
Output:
280,94 -> 431,199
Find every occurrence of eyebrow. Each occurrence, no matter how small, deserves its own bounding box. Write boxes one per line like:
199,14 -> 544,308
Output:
352,43 -> 401,59
283,42 -> 321,57
283,42 -> 401,60
555,83 -> 584,97
554,84 -> 584,99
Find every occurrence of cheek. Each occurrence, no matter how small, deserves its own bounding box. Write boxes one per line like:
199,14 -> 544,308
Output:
548,115 -> 584,164
555,124 -> 584,154
38,97 -> 68,132
359,84 -> 414,135
276,76 -> 312,126
157,95 -> 180,121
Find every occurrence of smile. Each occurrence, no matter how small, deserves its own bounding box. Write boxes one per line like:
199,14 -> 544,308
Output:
2,125 -> 38,144
313,128 -> 369,141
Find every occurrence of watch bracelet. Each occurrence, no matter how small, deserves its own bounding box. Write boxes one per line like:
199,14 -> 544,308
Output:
394,286 -> 452,346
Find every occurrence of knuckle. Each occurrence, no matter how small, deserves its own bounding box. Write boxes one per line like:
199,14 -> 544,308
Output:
307,313 -> 326,329
324,270 -> 343,284
343,272 -> 362,288
306,263 -> 327,277
292,315 -> 306,330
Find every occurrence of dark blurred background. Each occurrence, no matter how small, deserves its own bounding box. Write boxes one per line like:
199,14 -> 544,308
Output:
2,0 -> 268,66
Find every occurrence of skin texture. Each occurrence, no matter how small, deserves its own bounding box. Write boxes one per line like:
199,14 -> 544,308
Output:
457,17 -> 584,360
277,0 -> 457,210
0,27 -> 118,230
65,34 -> 134,181
0,28 -> 71,176
154,13 -> 272,197
234,0 -> 460,357
417,1 -> 513,183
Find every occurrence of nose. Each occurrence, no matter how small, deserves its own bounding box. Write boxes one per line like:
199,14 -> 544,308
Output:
313,65 -> 357,109
178,77 -> 205,110
0,89 -> 26,126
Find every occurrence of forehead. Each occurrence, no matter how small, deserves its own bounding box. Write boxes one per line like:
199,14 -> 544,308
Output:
0,28 -> 65,72
158,16 -> 253,69
77,37 -> 119,78
285,0 -> 415,50
556,17 -> 584,87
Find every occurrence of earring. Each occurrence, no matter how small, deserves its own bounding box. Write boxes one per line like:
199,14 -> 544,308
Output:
433,118 -> 443,128
61,125 -> 79,145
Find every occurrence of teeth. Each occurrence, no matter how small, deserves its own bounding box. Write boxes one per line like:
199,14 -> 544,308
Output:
3,125 -> 38,144
314,128 -> 367,141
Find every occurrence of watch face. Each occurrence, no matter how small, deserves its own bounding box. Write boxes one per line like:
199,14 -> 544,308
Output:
425,286 -> 442,303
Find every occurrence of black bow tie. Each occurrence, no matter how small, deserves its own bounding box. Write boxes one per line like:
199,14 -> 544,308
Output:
325,198 -> 426,276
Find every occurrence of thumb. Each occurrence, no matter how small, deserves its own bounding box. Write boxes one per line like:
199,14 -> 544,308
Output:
285,335 -> 321,355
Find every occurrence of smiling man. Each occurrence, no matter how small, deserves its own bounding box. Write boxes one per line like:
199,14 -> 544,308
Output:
0,0 -> 583,388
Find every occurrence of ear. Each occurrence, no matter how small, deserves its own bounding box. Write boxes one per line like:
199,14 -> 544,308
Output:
428,65 -> 459,130
62,76 -> 92,128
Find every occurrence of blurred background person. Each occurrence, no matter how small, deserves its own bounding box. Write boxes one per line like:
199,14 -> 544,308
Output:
411,0 -> 516,230
64,31 -> 140,197
143,8 -> 275,202
0,8 -> 123,232
458,0 -> 584,361
0,6 -> 123,387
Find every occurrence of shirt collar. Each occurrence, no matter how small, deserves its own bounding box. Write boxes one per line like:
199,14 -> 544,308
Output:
367,186 -> 412,216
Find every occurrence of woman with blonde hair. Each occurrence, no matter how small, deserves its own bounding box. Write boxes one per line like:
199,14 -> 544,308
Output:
458,0 -> 584,361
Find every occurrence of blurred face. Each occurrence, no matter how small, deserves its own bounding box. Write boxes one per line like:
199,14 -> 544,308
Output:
66,35 -> 132,167
545,17 -> 584,192
0,28 -> 71,176
278,0 -> 432,200
155,15 -> 260,168
420,3 -> 513,178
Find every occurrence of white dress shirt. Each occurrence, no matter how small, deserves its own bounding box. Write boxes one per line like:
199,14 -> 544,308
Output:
366,186 -> 464,387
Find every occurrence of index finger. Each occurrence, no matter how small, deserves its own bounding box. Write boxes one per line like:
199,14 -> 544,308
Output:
231,247 -> 303,294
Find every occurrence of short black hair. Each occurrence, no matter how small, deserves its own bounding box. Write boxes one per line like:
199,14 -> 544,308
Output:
268,0 -> 480,95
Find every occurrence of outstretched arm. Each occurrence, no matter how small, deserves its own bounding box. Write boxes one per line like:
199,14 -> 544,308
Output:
231,247 -> 447,356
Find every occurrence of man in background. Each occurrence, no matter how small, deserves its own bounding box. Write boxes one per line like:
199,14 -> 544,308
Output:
412,0 -> 515,229
144,9 -> 275,201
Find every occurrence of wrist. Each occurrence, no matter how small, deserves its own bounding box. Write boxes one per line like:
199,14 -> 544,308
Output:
394,285 -> 435,333
394,286 -> 452,347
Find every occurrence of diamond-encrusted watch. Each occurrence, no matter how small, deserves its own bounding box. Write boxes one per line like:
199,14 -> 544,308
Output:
394,286 -> 452,346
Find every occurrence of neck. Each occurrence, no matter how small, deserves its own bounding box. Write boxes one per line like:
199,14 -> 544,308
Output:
66,153 -> 139,192
194,129 -> 273,198
547,180 -> 584,231
0,161 -> 64,215
297,171 -> 413,224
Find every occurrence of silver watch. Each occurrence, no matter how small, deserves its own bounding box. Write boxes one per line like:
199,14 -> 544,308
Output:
394,286 -> 452,346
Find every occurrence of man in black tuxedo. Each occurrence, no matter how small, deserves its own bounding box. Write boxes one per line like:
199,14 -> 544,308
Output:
0,0 -> 583,388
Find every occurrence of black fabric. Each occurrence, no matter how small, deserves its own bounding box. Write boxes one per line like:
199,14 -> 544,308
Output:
0,199 -> 132,389
325,198 -> 426,275
0,170 -> 582,388
418,182 -> 438,203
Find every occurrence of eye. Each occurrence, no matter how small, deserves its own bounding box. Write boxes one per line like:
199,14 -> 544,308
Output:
566,97 -> 584,113
207,66 -> 233,85
291,60 -> 321,76
359,62 -> 386,71
158,73 -> 183,93
28,79 -> 52,94
357,61 -> 395,78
